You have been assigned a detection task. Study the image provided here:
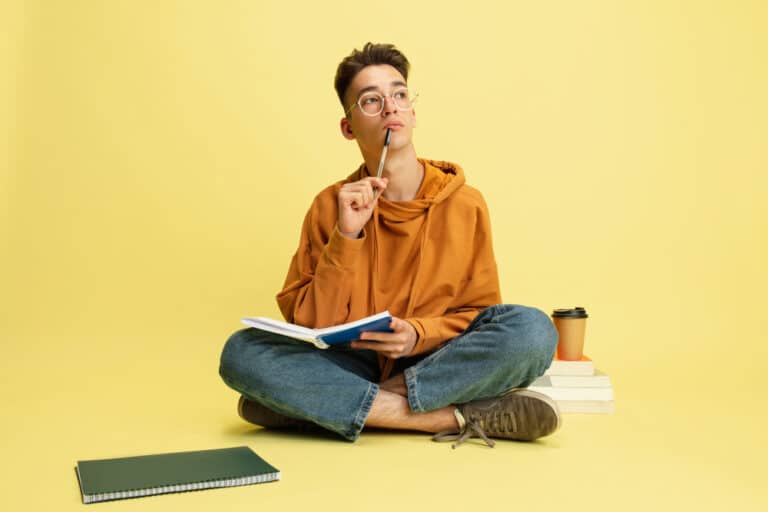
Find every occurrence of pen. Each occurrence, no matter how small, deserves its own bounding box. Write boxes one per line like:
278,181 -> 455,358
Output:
373,128 -> 392,200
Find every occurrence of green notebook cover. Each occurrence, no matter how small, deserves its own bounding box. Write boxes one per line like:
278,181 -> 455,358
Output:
75,446 -> 279,504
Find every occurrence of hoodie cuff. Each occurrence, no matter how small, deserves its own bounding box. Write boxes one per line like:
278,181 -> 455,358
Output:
323,225 -> 366,269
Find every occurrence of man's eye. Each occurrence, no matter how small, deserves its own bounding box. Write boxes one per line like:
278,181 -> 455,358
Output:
362,97 -> 381,105
394,91 -> 408,100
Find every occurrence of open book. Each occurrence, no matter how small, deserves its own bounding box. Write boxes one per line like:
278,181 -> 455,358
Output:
241,311 -> 393,349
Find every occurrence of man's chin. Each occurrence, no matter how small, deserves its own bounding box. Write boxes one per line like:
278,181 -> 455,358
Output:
389,136 -> 414,152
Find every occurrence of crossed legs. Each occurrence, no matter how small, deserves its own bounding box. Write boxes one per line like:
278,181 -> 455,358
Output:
366,374 -> 459,433
221,305 -> 557,440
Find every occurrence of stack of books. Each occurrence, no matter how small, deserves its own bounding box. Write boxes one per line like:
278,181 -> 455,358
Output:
527,356 -> 614,414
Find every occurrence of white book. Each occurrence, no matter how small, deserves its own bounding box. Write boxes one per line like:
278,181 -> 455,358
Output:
537,370 -> 611,388
527,380 -> 615,414
528,382 -> 614,402
555,401 -> 615,414
544,358 -> 595,376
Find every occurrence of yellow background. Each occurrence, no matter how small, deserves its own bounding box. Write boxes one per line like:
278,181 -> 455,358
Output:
2,1 -> 767,510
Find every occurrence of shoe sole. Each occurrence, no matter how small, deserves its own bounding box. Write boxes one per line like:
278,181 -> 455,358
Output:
237,396 -> 248,422
237,396 -> 318,431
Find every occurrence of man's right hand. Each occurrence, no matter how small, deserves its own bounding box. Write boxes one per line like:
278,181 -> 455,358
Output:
337,177 -> 388,239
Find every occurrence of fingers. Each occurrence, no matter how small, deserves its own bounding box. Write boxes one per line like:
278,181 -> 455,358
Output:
337,178 -> 387,238
388,317 -> 410,333
341,189 -> 372,210
340,178 -> 388,206
350,340 -> 408,359
359,330 -> 400,342
340,185 -> 372,210
351,317 -> 416,359
370,177 -> 388,191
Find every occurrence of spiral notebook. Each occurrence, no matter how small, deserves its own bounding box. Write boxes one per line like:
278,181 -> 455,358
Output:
75,446 -> 279,504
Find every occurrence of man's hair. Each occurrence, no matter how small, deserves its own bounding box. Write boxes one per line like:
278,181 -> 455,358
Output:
334,42 -> 410,112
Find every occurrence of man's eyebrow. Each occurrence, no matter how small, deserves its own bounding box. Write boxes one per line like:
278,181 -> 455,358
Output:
356,80 -> 408,98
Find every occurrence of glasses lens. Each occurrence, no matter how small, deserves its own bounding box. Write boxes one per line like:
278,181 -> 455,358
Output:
358,92 -> 383,115
355,88 -> 417,116
392,88 -> 415,110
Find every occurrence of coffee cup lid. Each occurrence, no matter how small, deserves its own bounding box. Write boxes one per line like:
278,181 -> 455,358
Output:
552,307 -> 588,319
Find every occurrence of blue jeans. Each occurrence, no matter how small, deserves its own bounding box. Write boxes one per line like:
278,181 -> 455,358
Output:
219,304 -> 557,441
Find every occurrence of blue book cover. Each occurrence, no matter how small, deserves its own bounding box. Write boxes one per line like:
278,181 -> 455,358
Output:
241,311 -> 393,349
316,315 -> 394,345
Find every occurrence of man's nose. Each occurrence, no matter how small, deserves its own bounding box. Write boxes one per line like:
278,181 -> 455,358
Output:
381,95 -> 398,115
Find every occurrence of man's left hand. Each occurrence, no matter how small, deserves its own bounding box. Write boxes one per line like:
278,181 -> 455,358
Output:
351,317 -> 417,359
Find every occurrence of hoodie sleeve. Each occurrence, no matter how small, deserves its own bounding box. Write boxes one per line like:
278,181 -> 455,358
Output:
405,192 -> 502,356
406,270 -> 501,355
276,194 -> 364,327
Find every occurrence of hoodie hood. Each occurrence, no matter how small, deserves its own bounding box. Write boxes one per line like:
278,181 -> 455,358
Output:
347,158 -> 465,215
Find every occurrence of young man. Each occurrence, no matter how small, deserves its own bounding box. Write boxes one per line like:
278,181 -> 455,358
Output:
219,43 -> 560,448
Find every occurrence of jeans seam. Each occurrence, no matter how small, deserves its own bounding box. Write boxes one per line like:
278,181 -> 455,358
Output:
413,305 -> 503,375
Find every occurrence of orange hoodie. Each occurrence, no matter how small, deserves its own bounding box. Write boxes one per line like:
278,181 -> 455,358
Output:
277,158 -> 502,380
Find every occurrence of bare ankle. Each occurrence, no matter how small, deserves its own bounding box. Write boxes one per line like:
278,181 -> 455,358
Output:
365,390 -> 458,433
379,373 -> 408,397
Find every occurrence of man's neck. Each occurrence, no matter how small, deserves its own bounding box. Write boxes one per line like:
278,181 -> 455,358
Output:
364,145 -> 424,201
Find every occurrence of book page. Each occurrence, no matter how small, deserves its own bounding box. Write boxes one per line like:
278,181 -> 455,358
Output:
241,317 -> 316,337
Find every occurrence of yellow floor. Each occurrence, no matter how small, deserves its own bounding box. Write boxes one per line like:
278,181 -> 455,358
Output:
1,332 -> 765,512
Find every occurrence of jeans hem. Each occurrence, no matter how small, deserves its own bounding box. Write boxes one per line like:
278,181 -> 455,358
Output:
404,366 -> 425,413
345,382 -> 379,441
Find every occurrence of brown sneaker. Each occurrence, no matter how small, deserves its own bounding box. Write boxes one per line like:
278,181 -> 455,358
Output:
237,396 -> 318,431
432,389 -> 562,449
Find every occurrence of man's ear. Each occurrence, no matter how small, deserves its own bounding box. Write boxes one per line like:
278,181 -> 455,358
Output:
340,118 -> 356,140
412,108 -> 417,128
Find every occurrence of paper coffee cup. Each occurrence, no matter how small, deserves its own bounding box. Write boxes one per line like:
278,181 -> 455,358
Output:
552,307 -> 588,360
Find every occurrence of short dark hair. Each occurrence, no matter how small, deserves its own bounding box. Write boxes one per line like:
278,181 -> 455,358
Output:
334,42 -> 410,112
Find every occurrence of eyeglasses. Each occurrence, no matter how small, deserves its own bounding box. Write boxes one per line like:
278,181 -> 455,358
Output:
345,87 -> 419,117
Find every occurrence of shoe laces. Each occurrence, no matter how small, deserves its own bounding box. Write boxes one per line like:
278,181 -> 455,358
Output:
474,409 -> 519,436
432,410 -> 518,449
433,422 -> 495,449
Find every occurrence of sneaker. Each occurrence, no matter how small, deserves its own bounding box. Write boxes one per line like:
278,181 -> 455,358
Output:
237,396 -> 318,431
432,389 -> 562,449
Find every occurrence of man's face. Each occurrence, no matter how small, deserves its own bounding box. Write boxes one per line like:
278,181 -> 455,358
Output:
340,64 -> 417,155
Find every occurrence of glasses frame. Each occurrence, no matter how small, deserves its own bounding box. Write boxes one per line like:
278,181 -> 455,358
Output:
345,87 -> 419,117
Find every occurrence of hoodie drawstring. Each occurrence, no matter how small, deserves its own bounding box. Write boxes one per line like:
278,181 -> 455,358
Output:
371,206 -> 381,314
364,158 -> 462,382
378,206 -> 432,382
403,206 -> 431,317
